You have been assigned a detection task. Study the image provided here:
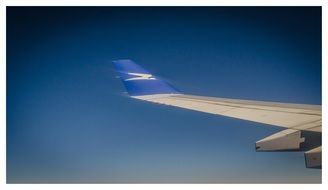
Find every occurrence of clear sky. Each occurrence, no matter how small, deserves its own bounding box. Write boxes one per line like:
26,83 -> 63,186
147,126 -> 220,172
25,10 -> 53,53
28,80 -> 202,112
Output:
7,7 -> 321,183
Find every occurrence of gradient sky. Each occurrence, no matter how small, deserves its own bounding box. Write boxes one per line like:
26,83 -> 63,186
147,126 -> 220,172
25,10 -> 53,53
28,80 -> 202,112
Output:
7,7 -> 321,183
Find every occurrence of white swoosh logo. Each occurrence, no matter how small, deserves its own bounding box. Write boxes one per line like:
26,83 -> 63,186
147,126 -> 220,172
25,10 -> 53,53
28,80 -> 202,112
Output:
125,72 -> 156,81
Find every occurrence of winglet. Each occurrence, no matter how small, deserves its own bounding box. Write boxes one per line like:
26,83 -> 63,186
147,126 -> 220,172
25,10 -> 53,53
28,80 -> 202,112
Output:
112,59 -> 181,97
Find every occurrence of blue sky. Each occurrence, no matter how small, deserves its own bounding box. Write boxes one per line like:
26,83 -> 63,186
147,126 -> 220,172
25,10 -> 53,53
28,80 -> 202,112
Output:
7,7 -> 321,183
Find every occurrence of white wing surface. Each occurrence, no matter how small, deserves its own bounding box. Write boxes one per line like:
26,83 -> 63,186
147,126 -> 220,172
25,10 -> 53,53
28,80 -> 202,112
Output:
135,94 -> 321,133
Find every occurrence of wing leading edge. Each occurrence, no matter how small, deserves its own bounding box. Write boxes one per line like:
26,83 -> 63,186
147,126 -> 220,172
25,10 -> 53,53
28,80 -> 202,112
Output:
113,59 -> 322,168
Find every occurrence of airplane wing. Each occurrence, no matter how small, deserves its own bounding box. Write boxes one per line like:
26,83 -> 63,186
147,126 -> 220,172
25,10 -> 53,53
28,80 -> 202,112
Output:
112,59 -> 322,169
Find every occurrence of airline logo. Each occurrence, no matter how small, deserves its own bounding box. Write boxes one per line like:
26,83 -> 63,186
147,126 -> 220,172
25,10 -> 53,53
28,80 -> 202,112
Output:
125,72 -> 156,81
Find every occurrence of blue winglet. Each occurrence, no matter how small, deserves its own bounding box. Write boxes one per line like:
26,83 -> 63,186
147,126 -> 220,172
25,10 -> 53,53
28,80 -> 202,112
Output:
112,59 -> 181,96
